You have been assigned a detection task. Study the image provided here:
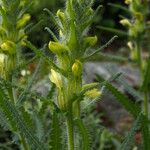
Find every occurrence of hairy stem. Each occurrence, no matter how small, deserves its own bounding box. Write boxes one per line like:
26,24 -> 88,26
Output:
136,40 -> 143,81
20,133 -> 30,150
144,90 -> 149,118
136,39 -> 149,119
66,111 -> 74,150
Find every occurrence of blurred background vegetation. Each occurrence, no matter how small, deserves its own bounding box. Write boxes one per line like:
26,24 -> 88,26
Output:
0,1 -> 144,149
27,0 -> 128,48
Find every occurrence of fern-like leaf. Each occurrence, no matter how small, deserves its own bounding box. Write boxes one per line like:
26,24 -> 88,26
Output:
0,109 -> 10,130
117,76 -> 142,102
75,119 -> 90,150
49,109 -> 62,150
120,113 -> 143,150
105,82 -> 140,118
0,88 -> 45,150
16,58 -> 43,107
141,115 -> 150,150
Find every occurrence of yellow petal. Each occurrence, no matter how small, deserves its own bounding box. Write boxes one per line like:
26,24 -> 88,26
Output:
49,69 -> 62,89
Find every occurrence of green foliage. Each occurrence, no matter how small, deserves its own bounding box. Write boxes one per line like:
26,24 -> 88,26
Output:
0,87 -> 44,150
0,0 -> 150,150
49,109 -> 63,150
105,81 -> 140,118
75,119 -> 90,150
121,113 -> 143,150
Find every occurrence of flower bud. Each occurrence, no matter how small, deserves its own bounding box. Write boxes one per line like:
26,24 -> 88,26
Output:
88,8 -> 94,14
82,83 -> 99,91
83,36 -> 97,47
17,14 -> 31,29
57,91 -> 67,111
125,0 -> 132,4
59,30 -> 64,38
48,41 -> 69,55
84,88 -> 102,98
57,9 -> 65,22
1,41 -> 16,54
72,60 -> 82,76
0,53 -> 8,78
120,19 -> 131,27
49,69 -> 62,89
127,41 -> 133,50
127,42 -> 137,60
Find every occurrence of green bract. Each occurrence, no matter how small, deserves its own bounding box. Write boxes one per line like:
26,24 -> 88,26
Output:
1,41 -> 16,54
49,41 -> 69,55
72,60 -> 82,77
17,13 -> 31,29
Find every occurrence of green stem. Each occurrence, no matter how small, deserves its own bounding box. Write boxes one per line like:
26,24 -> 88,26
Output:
144,90 -> 149,118
66,111 -> 74,150
20,134 -> 30,150
136,39 -> 149,119
8,75 -> 15,104
136,40 -> 143,81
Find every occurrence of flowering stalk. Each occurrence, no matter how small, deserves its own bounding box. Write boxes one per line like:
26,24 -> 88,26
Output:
0,1 -> 30,81
48,0 -> 103,149
120,0 -> 150,118
0,1 -> 30,149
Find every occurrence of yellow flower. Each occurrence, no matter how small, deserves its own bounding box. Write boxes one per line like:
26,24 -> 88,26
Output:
84,36 -> 98,47
127,41 -> 133,50
0,53 -> 7,78
0,53 -> 5,64
57,9 -> 65,22
48,41 -> 69,55
72,60 -> 82,76
84,89 -> 102,98
49,69 -> 62,89
82,83 -> 99,91
1,41 -> 16,54
17,14 -> 31,29
120,19 -> 131,27
125,0 -> 132,4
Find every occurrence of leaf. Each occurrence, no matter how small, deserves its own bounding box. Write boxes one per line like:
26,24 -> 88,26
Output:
0,88 -> 45,150
33,112 -> 44,141
141,115 -> 150,150
97,26 -> 128,37
0,109 -> 10,130
108,3 -> 130,14
121,113 -> 143,150
75,119 -> 90,150
141,56 -> 150,91
16,58 -> 43,107
105,82 -> 140,118
82,36 -> 118,61
25,40 -> 67,77
80,5 -> 103,31
45,27 -> 58,42
43,8 -> 62,30
117,76 -> 142,102
86,52 -> 129,63
49,109 -> 62,150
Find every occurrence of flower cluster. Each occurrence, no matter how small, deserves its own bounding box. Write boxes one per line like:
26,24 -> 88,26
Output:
120,0 -> 149,61
0,0 -> 30,79
48,0 -> 101,113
